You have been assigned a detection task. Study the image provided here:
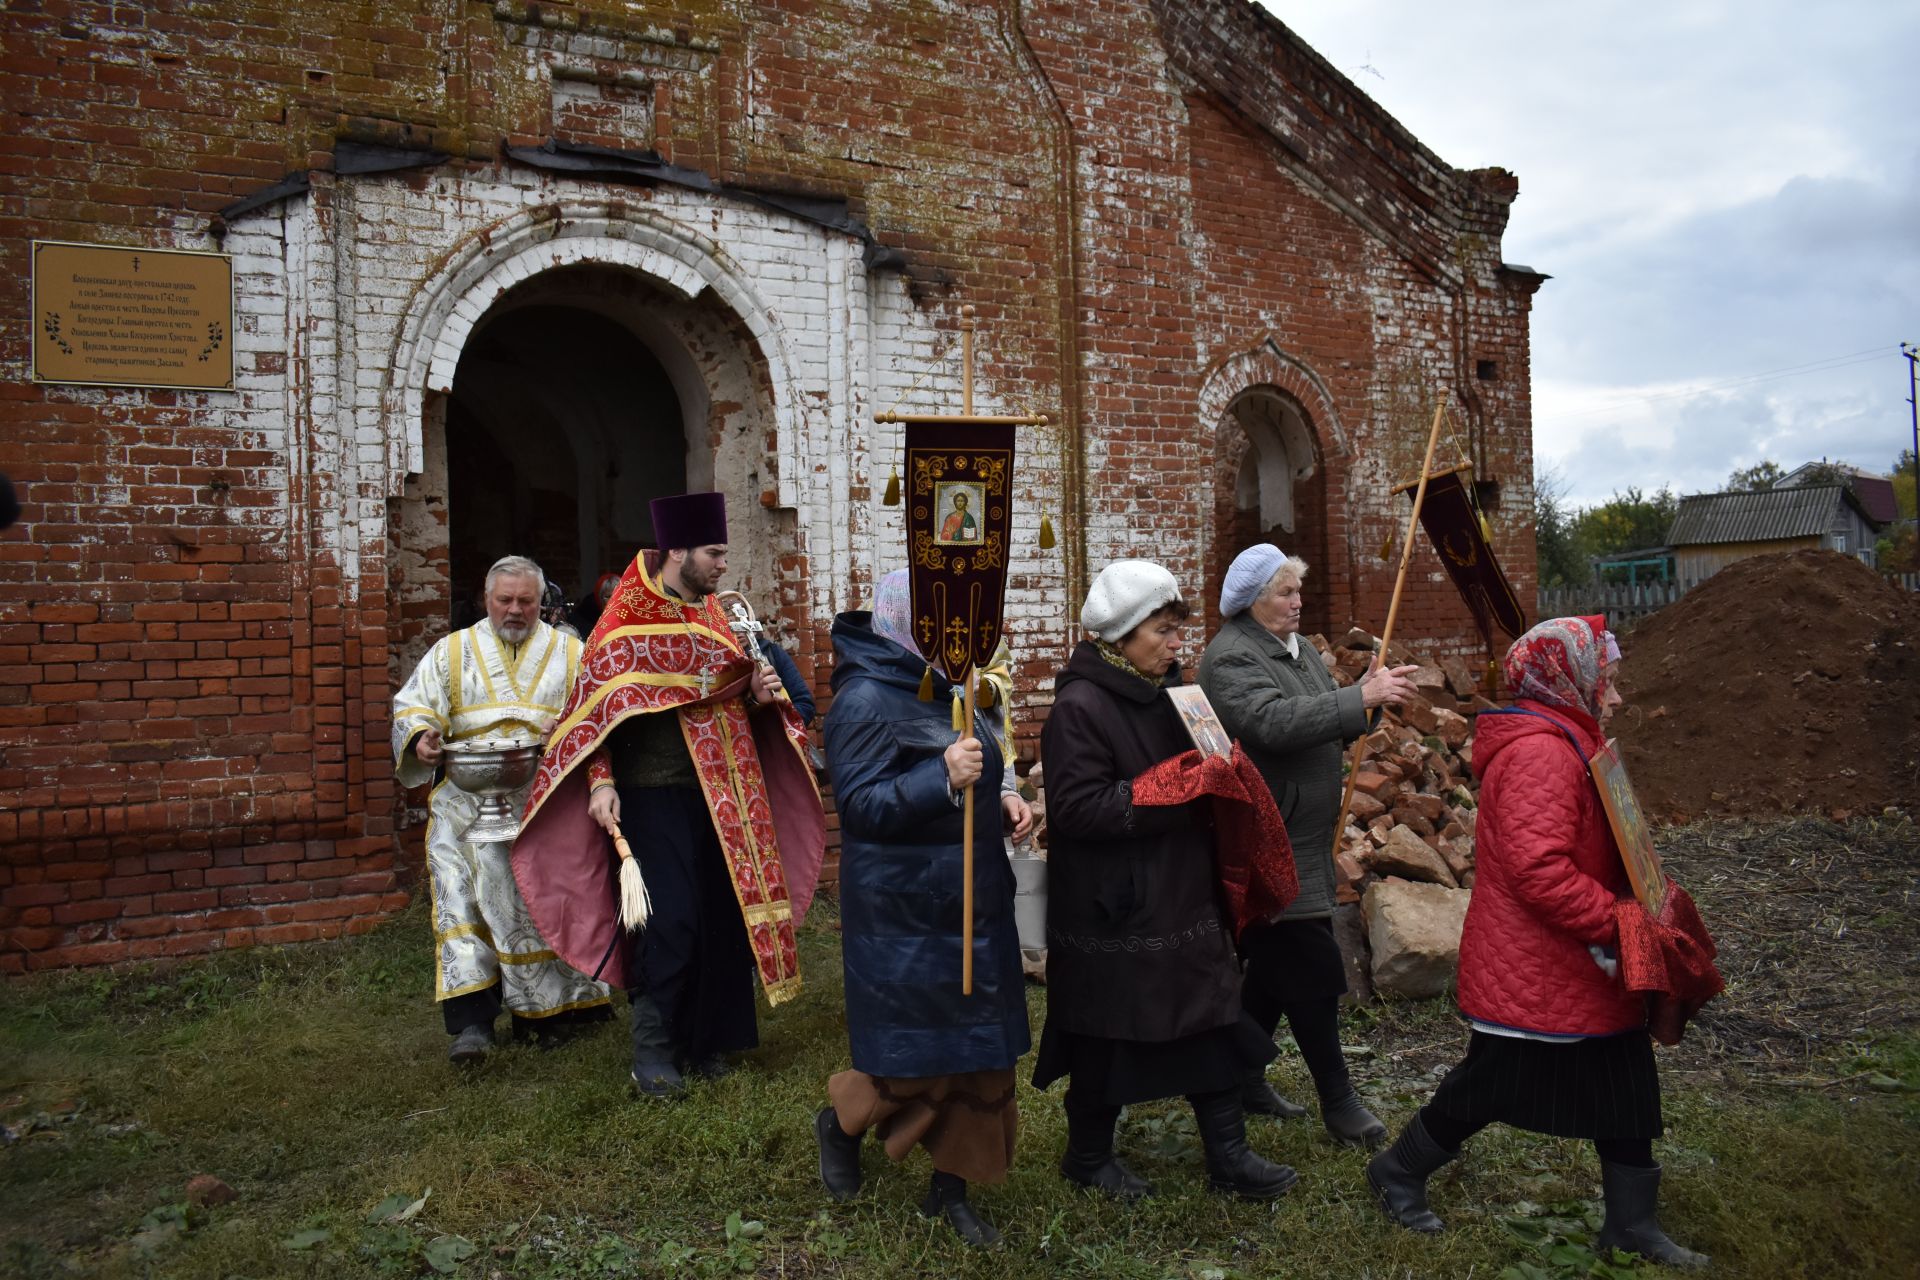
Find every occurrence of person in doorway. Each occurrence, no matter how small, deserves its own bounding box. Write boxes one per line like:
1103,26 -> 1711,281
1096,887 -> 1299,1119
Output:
813,569 -> 1033,1247
1196,543 -> 1418,1147
512,493 -> 827,1099
1035,560 -> 1297,1202
1367,616 -> 1707,1269
391,555 -> 612,1063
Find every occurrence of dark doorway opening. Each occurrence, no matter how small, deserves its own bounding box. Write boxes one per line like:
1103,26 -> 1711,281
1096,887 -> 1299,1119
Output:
446,297 -> 686,628
1212,390 -> 1329,635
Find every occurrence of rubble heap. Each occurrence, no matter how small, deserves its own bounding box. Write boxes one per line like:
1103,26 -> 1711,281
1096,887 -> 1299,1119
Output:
1310,631 -> 1488,1001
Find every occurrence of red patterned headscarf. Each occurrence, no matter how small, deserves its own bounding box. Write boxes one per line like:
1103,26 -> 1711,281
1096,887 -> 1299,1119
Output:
1502,615 -> 1618,719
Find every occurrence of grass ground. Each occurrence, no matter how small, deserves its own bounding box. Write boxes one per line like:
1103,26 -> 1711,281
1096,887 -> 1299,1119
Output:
2,817 -> 1916,1279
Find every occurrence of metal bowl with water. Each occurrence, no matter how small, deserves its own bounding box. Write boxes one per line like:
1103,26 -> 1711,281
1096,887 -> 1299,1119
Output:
441,736 -> 543,843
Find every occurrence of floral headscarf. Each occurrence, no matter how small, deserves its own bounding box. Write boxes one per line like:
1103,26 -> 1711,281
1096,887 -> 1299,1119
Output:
871,568 -> 920,657
1502,615 -> 1620,719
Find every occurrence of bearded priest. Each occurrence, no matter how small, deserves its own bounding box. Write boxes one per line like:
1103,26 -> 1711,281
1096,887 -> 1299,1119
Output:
514,493 -> 827,1099
392,555 -> 614,1064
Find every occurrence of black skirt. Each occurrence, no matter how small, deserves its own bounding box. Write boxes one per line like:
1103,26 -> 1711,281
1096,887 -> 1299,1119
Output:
1426,1028 -> 1663,1141
1241,916 -> 1349,1011
1031,1013 -> 1275,1107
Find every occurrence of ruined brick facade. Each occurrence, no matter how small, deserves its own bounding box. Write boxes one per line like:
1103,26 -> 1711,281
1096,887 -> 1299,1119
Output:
0,0 -> 1542,971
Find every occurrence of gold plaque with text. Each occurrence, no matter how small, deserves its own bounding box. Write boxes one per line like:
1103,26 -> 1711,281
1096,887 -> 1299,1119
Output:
32,241 -> 235,390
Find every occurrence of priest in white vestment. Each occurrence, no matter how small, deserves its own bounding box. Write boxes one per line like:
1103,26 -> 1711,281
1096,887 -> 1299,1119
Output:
392,555 -> 612,1062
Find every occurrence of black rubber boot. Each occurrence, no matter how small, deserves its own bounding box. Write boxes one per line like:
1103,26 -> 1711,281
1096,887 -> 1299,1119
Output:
1321,1086 -> 1389,1149
1365,1113 -> 1454,1233
920,1171 -> 999,1247
813,1106 -> 863,1202
629,993 -> 685,1098
1059,1099 -> 1155,1200
1191,1090 -> 1299,1199
1596,1161 -> 1709,1269
1241,1069 -> 1309,1120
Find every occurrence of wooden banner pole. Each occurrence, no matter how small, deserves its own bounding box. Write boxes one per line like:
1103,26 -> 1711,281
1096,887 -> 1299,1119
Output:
1330,400 -> 1450,857
961,672 -> 978,995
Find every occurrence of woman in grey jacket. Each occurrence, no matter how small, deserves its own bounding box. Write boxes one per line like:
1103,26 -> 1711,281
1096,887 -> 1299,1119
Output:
1196,544 -> 1418,1148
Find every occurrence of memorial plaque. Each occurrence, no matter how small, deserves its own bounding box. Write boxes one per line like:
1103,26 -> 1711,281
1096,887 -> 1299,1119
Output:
32,240 -> 234,390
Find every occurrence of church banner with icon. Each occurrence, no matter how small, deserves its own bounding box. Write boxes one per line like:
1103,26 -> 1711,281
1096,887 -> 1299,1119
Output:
1397,463 -> 1527,645
904,421 -> 1017,684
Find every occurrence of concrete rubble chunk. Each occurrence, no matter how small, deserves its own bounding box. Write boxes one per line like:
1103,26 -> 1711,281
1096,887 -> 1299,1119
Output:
1364,879 -> 1471,998
1332,900 -> 1374,1003
1439,654 -> 1480,699
1364,823 -> 1458,888
1432,706 -> 1471,750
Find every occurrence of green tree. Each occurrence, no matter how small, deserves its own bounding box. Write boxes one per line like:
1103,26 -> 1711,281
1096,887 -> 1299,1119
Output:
1532,465 -> 1586,586
1571,486 -> 1679,567
1726,459 -> 1785,491
1892,448 -> 1917,521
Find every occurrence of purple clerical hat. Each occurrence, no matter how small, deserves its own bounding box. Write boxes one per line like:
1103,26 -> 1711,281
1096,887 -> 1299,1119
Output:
650,491 -> 729,550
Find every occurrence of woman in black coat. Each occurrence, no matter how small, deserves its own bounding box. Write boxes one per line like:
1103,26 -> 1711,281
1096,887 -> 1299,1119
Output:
1036,559 -> 1295,1201
813,571 -> 1033,1247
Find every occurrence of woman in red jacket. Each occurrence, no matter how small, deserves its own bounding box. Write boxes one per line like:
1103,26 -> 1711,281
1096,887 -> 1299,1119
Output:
1366,616 -> 1706,1270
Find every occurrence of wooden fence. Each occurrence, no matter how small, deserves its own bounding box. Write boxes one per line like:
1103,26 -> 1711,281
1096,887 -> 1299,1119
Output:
1540,569 -> 1917,629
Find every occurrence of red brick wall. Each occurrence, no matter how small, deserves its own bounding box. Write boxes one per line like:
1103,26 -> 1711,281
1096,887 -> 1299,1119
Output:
1,0 -> 1538,970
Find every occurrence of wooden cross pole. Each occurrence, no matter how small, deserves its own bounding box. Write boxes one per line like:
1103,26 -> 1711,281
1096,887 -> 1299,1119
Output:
1330,400 -> 1450,858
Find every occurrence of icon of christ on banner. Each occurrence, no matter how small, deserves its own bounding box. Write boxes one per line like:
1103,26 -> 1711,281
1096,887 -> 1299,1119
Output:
935,483 -> 984,545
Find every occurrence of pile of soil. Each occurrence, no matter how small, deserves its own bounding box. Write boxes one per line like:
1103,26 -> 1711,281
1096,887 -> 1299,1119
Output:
1613,550 -> 1920,821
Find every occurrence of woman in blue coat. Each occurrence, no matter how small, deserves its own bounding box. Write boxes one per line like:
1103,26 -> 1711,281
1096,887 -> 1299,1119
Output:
813,571 -> 1033,1247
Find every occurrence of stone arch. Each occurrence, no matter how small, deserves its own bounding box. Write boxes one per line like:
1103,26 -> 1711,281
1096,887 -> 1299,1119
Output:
1201,342 -> 1350,637
381,203 -> 812,680
383,201 -> 806,504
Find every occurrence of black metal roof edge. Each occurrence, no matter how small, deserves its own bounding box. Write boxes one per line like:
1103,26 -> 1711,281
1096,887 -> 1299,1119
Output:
505,137 -> 897,266
215,141 -> 451,228
216,171 -> 311,225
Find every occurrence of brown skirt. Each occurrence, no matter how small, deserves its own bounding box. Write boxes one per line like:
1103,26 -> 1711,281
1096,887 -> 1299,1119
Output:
827,1067 -> 1018,1185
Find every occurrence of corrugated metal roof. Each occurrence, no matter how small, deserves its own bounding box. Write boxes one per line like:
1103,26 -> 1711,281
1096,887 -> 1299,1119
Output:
1666,484 -> 1850,546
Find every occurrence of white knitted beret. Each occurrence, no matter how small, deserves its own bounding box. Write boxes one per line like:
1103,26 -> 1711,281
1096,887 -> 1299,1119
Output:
1081,559 -> 1182,642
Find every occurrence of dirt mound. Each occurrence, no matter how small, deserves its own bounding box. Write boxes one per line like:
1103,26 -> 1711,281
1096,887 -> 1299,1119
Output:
1612,550 -> 1920,821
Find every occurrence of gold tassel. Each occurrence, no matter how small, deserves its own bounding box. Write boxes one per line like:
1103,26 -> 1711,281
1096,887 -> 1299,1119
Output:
1485,658 -> 1500,693
1379,529 -> 1395,561
1038,513 -> 1056,550
976,675 -> 996,709
882,468 -> 900,506
951,691 -> 967,733
916,664 -> 935,702
1478,511 -> 1494,542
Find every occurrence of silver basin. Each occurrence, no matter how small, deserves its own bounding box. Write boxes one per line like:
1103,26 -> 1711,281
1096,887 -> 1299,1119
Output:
442,736 -> 543,844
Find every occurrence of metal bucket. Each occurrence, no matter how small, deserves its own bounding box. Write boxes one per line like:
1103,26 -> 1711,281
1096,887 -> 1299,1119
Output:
1010,849 -> 1048,954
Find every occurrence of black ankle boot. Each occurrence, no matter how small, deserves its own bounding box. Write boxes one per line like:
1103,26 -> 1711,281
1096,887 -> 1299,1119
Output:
1241,1069 -> 1309,1120
1190,1090 -> 1298,1199
921,1171 -> 999,1247
1365,1113 -> 1455,1233
813,1106 -> 862,1202
1596,1160 -> 1708,1269
1321,1086 -> 1388,1149
1059,1101 -> 1155,1200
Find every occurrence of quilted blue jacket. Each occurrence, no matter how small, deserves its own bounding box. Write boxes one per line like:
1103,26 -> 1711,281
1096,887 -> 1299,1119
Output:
823,611 -> 1031,1078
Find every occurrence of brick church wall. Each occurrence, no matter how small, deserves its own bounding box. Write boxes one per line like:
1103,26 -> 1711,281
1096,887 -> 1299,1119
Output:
0,0 -> 1540,971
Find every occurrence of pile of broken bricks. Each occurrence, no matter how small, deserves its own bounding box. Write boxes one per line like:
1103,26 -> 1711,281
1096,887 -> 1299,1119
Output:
1306,630 -> 1496,1001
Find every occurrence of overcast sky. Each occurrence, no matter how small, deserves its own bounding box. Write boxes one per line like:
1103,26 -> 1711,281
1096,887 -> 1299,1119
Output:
1266,1 -> 1919,508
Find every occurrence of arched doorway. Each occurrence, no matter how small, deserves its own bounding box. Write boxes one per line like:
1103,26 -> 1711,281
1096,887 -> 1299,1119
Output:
444,269 -> 695,628
1214,388 -> 1331,635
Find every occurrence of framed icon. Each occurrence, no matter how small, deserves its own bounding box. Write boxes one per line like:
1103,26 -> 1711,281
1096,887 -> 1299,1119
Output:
933,481 -> 984,545
1589,739 -> 1668,915
1166,684 -> 1232,760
